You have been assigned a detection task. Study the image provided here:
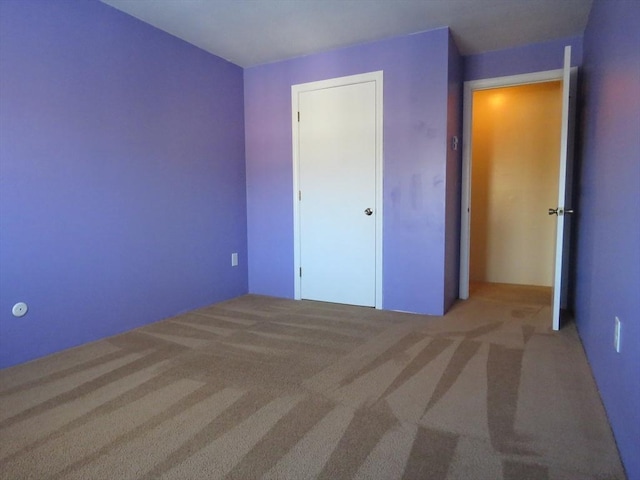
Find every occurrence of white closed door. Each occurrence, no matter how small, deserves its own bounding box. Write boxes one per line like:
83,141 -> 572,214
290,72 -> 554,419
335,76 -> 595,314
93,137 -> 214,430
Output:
297,80 -> 377,307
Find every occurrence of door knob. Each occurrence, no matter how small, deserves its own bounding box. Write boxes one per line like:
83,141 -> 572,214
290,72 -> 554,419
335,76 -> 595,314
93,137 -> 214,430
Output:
364,208 -> 373,216
549,208 -> 575,216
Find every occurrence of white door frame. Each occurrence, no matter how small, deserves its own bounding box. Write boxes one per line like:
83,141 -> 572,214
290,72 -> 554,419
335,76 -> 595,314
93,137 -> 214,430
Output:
459,68 -> 566,300
292,71 -> 384,308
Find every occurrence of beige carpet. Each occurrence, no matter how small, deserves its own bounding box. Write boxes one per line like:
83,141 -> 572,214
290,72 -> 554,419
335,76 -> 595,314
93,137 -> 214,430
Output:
0,285 -> 625,479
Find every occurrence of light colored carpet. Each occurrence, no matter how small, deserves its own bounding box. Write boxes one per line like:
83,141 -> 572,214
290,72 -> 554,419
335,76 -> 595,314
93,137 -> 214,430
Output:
0,285 -> 625,479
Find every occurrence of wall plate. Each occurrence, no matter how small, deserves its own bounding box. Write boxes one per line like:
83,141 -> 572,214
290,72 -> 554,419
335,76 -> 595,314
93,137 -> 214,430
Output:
12,302 -> 28,317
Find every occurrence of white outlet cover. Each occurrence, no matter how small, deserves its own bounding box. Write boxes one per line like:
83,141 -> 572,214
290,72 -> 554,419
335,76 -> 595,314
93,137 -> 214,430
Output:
12,302 -> 28,317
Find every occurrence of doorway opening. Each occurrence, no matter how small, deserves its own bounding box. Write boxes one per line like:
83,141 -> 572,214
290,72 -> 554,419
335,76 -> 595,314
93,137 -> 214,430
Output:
469,81 -> 562,301
459,68 -> 569,319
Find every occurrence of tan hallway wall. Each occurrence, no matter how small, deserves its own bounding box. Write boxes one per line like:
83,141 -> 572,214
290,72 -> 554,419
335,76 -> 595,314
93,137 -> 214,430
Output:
470,81 -> 562,286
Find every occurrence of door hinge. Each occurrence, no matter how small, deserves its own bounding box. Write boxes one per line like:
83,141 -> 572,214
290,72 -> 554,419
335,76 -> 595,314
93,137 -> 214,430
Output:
299,267 -> 302,277
297,111 -> 300,122
298,190 -> 301,201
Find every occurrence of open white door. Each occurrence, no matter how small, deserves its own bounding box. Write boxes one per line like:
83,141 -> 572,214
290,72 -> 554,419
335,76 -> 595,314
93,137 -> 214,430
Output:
550,46 -> 577,330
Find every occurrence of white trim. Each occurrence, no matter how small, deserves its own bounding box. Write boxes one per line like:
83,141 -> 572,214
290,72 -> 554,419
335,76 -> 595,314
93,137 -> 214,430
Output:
292,71 -> 384,308
459,68 -> 564,300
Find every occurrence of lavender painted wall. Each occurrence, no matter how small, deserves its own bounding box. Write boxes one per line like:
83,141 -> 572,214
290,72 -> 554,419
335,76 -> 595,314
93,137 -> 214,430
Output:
576,1 -> 640,477
245,29 -> 455,315
0,0 -> 248,368
464,36 -> 583,81
444,32 -> 463,312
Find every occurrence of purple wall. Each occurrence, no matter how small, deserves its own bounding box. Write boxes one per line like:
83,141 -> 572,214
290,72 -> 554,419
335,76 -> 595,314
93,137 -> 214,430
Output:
464,36 -> 583,81
0,0 -> 248,368
444,32 -> 463,312
245,28 -> 457,315
576,1 -> 640,477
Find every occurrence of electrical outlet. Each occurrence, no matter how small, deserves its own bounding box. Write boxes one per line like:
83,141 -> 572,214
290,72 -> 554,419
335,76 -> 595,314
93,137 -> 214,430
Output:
231,253 -> 238,267
614,317 -> 621,353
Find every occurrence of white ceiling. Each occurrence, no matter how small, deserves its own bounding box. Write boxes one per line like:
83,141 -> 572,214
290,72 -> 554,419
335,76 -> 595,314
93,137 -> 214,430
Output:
100,0 -> 593,68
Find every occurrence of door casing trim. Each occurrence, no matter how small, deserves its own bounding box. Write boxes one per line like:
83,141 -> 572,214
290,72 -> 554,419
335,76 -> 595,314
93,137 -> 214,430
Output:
292,71 -> 384,308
